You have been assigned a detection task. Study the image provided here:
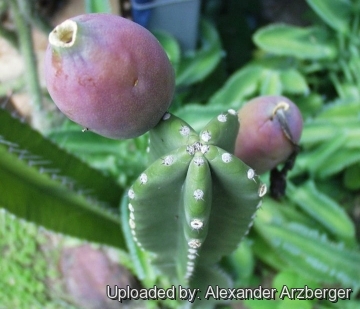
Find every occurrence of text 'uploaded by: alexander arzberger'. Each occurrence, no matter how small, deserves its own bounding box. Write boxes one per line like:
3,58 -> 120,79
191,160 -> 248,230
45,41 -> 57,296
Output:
203,285 -> 353,303
107,284 -> 353,303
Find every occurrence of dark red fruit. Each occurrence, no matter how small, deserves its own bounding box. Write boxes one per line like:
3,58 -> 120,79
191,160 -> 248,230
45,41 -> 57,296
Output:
235,95 -> 303,174
45,13 -> 175,139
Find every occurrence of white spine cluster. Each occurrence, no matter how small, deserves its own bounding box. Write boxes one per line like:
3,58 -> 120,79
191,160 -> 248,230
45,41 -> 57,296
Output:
128,201 -> 144,250
162,112 -> 171,120
217,114 -> 227,123
162,155 -> 174,166
185,241 -> 201,279
188,239 -> 202,249
221,153 -> 232,163
193,189 -> 204,201
227,109 -> 237,115
139,173 -> 148,184
186,259 -> 195,277
247,168 -> 255,179
200,144 -> 210,154
258,183 -> 267,197
201,130 -> 212,142
190,219 -> 204,230
180,125 -> 191,137
186,145 -> 195,156
193,156 -> 205,166
128,188 -> 135,199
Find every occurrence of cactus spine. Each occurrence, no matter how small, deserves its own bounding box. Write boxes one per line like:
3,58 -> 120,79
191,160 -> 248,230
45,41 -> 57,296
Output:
127,110 -> 266,286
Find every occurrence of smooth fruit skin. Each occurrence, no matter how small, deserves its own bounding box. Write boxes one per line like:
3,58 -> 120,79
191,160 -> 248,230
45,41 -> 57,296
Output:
235,95 -> 303,174
45,13 -> 175,139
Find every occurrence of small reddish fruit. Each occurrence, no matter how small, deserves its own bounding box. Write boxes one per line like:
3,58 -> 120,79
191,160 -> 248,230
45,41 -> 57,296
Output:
235,95 -> 303,174
45,13 -> 175,139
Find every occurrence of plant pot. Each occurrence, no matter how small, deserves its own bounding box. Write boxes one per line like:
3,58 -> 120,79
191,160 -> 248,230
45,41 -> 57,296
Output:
131,0 -> 201,51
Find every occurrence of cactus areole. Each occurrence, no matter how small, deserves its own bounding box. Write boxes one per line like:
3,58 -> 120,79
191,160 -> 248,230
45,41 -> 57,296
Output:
45,14 -> 175,139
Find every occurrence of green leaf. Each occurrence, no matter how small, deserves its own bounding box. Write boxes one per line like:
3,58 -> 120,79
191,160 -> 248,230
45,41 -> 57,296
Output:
225,239 -> 255,286
0,109 -> 122,207
301,118 -> 360,148
343,163 -> 360,190
333,300 -> 360,309
244,298 -> 278,309
287,181 -> 355,245
48,128 -> 147,186
295,93 -> 324,118
297,120 -> 360,176
295,135 -> 347,176
176,19 -> 222,86
301,119 -> 340,146
191,266 -> 232,309
306,0 -> 351,33
209,65 -> 262,107
256,221 -> 360,290
260,69 -> 282,95
273,268 -> 318,291
278,298 -> 313,309
253,24 -> 337,60
318,100 -> 360,120
273,269 -> 317,309
261,197 -> 319,228
0,108 -> 126,248
280,69 -> 309,94
49,129 -> 124,156
153,31 -> 181,72
85,0 -> 111,13
0,145 -> 125,249
252,233 -> 288,271
315,148 -> 360,178
175,104 -> 227,133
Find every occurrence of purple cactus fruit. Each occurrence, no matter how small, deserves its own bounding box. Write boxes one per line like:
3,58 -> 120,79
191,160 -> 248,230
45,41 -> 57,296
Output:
235,95 -> 303,174
45,13 -> 175,139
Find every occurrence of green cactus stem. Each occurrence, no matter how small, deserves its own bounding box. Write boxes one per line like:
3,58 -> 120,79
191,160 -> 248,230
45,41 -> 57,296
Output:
126,111 -> 266,286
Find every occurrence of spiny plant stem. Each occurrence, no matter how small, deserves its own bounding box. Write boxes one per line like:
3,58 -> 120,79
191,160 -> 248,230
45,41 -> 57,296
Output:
6,0 -> 44,113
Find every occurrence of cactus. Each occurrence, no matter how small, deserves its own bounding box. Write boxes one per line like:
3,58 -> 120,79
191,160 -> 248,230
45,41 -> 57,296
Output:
43,12 -> 269,297
127,110 -> 266,287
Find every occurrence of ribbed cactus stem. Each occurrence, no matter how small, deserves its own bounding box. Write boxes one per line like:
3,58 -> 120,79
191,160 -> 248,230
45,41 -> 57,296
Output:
199,109 -> 239,153
148,112 -> 198,163
183,153 -> 212,279
127,111 -> 267,285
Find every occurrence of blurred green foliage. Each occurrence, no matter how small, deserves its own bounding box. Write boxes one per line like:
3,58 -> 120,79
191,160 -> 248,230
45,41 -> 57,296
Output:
0,210 -> 79,309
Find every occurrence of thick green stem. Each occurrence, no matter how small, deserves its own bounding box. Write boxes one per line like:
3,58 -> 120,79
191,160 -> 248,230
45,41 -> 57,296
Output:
6,0 -> 43,112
